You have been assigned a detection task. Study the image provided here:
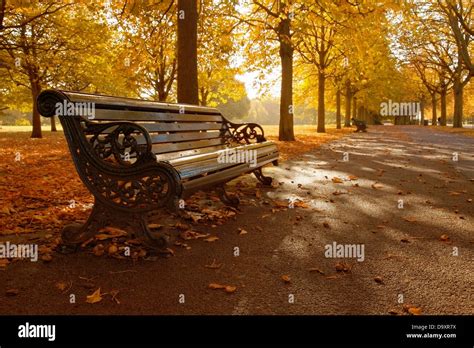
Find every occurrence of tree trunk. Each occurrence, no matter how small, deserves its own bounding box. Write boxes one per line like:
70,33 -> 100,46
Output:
420,99 -> 424,126
440,88 -> 447,126
50,115 -> 57,132
431,94 -> 437,126
317,71 -> 325,133
177,0 -> 198,104
336,89 -> 341,129
452,77 -> 463,128
278,18 -> 295,141
352,96 -> 357,120
30,76 -> 42,139
344,81 -> 351,127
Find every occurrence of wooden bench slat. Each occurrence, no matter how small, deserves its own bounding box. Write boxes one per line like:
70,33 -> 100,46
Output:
152,138 -> 226,154
182,152 -> 279,192
140,122 -> 224,133
155,145 -> 229,162
91,109 -> 224,122
62,90 -> 221,115
176,145 -> 279,179
169,142 -> 277,167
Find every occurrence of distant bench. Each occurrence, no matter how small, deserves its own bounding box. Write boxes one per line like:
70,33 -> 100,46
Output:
351,118 -> 367,132
37,90 -> 279,249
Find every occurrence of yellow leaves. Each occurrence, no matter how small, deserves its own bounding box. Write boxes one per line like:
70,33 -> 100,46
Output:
281,275 -> 291,283
407,306 -> 422,315
86,288 -> 103,304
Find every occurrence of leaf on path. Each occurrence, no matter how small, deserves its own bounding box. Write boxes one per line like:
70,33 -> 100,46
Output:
209,283 -> 237,293
371,182 -> 383,189
331,177 -> 343,183
407,307 -> 422,315
6,288 -> 19,296
439,234 -> 450,242
209,283 -> 225,289
180,230 -> 209,240
204,236 -> 219,242
0,259 -> 10,269
86,288 -> 103,304
308,268 -> 325,275
294,201 -> 310,208
238,228 -> 248,235
403,217 -> 417,223
224,286 -> 237,293
347,175 -> 358,181
281,275 -> 291,283
374,276 -> 384,284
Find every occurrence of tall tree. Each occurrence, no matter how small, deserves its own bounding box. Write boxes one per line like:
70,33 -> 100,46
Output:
177,0 -> 199,104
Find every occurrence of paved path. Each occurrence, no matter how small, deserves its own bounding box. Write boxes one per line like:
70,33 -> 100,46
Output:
1,126 -> 473,315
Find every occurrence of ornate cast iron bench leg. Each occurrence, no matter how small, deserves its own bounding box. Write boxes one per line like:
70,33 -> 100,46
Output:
216,184 -> 240,207
254,167 -> 273,186
61,199 -> 169,250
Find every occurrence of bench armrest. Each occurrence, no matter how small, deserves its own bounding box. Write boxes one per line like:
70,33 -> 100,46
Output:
83,121 -> 155,167
223,118 -> 267,145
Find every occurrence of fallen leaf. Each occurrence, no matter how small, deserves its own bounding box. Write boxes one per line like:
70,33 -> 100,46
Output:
108,245 -> 118,255
281,275 -> 291,283
148,224 -> 163,229
308,268 -> 325,275
55,281 -> 68,291
403,217 -> 417,223
6,289 -> 19,296
408,307 -> 422,315
347,175 -> 358,181
374,276 -> 384,284
224,286 -> 237,293
371,183 -> 383,189
294,201 -> 309,208
440,234 -> 450,242
86,288 -> 103,304
93,244 -> 105,256
209,283 -> 225,289
180,230 -> 209,240
332,177 -> 343,183
236,228 -> 247,235
204,236 -> 219,242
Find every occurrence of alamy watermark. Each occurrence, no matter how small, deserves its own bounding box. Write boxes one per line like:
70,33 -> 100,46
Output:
324,241 -> 365,262
55,100 -> 95,119
217,148 -> 257,168
0,242 -> 38,262
380,99 -> 420,117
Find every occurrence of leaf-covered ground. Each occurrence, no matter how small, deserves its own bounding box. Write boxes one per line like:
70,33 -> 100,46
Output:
0,125 -> 473,315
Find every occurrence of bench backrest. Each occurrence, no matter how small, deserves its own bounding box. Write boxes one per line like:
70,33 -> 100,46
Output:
38,90 -> 230,162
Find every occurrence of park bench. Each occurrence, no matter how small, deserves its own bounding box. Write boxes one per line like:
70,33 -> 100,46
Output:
351,118 -> 367,132
37,90 -> 279,248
